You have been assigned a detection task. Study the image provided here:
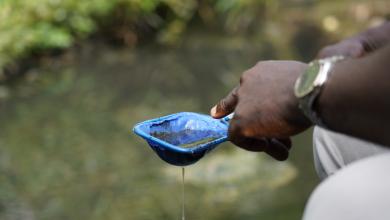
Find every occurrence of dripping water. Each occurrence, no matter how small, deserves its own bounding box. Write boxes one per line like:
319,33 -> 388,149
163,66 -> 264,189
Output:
181,167 -> 185,220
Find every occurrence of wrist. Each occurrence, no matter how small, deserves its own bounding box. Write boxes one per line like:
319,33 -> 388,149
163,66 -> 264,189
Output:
294,56 -> 345,127
315,59 -> 352,131
288,69 -> 313,128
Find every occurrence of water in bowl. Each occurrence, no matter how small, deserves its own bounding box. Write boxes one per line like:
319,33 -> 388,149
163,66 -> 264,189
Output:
150,130 -> 224,148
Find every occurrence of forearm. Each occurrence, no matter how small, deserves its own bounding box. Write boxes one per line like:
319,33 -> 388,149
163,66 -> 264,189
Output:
317,44 -> 390,146
355,21 -> 390,52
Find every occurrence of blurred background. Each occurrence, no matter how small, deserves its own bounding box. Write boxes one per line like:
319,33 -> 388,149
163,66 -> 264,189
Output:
0,0 -> 389,219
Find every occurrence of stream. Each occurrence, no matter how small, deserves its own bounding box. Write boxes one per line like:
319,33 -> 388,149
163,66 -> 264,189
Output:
0,31 -> 318,220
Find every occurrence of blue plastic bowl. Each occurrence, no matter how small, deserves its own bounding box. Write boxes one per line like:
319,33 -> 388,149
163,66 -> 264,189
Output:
133,112 -> 232,166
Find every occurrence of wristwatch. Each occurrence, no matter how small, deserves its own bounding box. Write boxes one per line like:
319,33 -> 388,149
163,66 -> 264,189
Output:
294,56 -> 345,127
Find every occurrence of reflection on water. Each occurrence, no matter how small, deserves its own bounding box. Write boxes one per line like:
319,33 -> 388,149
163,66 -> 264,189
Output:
151,131 -> 223,148
0,32 -> 317,220
146,113 -> 228,148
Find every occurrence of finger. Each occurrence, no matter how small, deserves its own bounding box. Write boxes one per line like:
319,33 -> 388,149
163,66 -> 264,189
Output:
316,46 -> 335,59
228,135 -> 290,161
317,42 -> 364,59
210,86 -> 239,119
317,45 -> 346,58
228,114 -> 263,151
228,136 -> 268,152
264,138 -> 290,161
348,45 -> 365,58
276,138 -> 292,150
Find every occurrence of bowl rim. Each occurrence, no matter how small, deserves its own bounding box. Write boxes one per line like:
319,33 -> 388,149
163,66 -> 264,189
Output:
132,112 -> 228,153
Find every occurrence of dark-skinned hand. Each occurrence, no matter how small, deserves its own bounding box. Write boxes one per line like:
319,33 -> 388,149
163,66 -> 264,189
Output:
317,37 -> 367,59
317,22 -> 390,59
210,61 -> 312,161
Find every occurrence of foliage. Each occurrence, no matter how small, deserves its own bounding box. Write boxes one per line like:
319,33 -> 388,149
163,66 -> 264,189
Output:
0,0 -> 388,80
0,0 -> 387,219
0,0 -> 278,78
0,0 -> 199,78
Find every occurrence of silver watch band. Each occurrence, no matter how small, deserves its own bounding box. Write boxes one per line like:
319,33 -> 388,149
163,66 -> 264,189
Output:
299,89 -> 326,127
299,56 -> 345,127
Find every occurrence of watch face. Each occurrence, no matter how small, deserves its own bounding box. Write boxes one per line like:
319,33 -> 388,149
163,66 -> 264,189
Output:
295,61 -> 320,98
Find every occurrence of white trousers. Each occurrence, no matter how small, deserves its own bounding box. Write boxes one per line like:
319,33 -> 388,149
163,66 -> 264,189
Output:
303,127 -> 390,220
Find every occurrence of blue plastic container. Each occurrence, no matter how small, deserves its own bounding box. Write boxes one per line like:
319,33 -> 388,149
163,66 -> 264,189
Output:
133,112 -> 233,166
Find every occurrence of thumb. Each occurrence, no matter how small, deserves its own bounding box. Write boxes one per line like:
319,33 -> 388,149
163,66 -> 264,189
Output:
210,86 -> 239,119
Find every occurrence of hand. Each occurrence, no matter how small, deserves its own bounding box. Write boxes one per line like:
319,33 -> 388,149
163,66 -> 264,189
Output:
318,22 -> 390,59
317,38 -> 366,59
210,61 -> 312,161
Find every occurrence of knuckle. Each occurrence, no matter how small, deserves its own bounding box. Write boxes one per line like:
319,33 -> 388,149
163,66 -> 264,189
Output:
216,100 -> 227,113
319,46 -> 332,53
318,45 -> 339,58
239,75 -> 245,85
321,45 -> 332,51
219,99 -> 227,111
228,116 -> 254,141
228,120 -> 245,143
317,50 -> 328,58
255,61 -> 265,67
240,70 -> 253,84
231,87 -> 239,99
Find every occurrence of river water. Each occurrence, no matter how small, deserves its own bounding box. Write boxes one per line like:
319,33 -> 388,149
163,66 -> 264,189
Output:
0,31 -> 318,220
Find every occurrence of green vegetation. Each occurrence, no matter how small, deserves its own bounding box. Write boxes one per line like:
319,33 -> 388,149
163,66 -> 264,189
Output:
0,0 -> 388,81
0,0 -> 270,80
0,1 -> 387,219
0,0 -> 158,76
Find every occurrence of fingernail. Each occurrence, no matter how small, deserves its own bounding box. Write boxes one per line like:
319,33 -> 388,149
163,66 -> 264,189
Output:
210,106 -> 217,117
